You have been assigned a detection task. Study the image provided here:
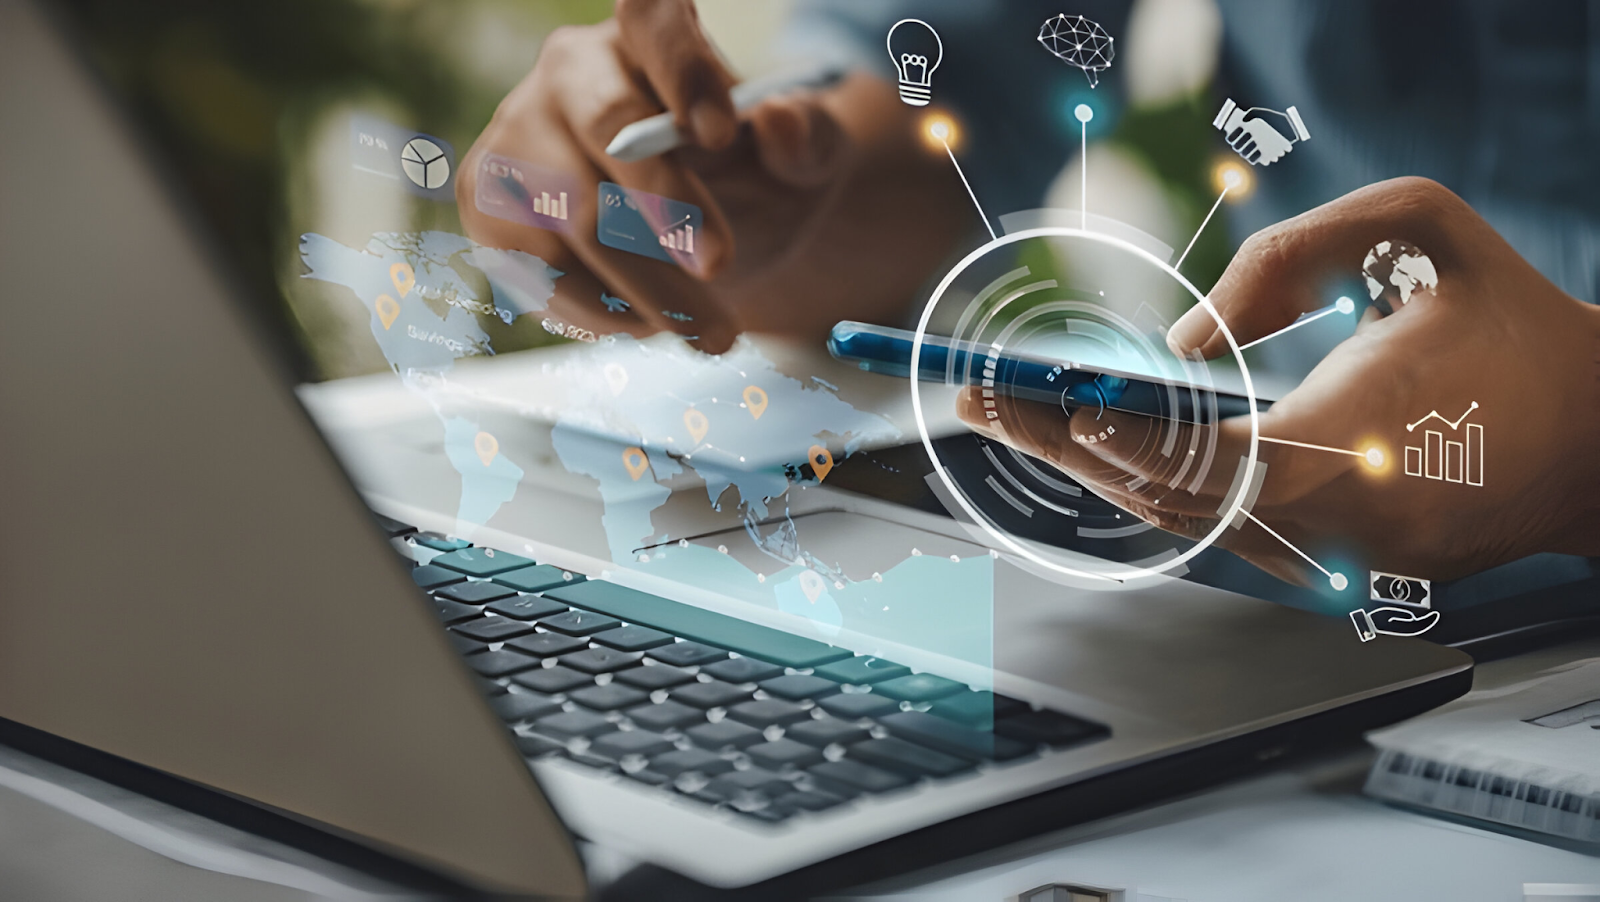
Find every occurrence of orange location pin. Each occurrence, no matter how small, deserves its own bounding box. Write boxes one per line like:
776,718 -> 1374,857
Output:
390,262 -> 416,298
473,431 -> 499,466
375,294 -> 400,330
808,444 -> 834,482
622,446 -> 650,481
743,386 -> 768,420
683,408 -> 709,444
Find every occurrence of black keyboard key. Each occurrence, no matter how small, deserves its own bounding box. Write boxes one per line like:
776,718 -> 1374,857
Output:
647,641 -> 728,667
516,733 -> 565,758
511,665 -> 593,694
590,730 -> 674,760
624,700 -> 703,732
807,760 -> 909,797
373,513 -> 415,536
929,691 -> 1029,728
535,710 -> 616,740
412,532 -> 470,552
850,737 -> 970,778
703,769 -> 789,801
560,648 -> 643,675
994,709 -> 1110,748
491,692 -> 563,723
614,664 -> 696,691
504,631 -> 589,658
494,564 -> 583,593
727,699 -> 810,728
651,748 -> 733,777
448,633 -> 487,656
785,718 -> 872,748
671,680 -> 753,710
746,739 -> 824,770
702,658 -> 783,684
813,656 -> 911,685
539,610 -> 623,637
592,625 -> 675,652
485,595 -> 568,621
412,564 -> 466,589
685,720 -> 763,751
465,649 -> 540,678
879,712 -> 1032,762
816,693 -> 900,720
565,750 -> 618,771
569,683 -> 649,712
432,598 -> 483,624
773,790 -> 846,814
452,617 -> 538,643
475,676 -> 509,696
758,674 -> 840,700
545,581 -> 852,668
872,673 -> 967,703
431,547 -> 534,577
437,581 -> 518,605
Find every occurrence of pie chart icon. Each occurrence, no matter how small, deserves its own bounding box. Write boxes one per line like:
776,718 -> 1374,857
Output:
400,137 -> 450,190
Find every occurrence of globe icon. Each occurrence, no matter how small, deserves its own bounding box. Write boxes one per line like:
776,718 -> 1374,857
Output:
1362,240 -> 1438,314
1038,14 -> 1115,88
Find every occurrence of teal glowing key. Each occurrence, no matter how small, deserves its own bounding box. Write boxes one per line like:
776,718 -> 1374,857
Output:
430,547 -> 533,577
814,656 -> 911,685
871,673 -> 967,703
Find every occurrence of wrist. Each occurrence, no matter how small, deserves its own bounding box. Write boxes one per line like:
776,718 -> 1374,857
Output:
1549,300 -> 1600,556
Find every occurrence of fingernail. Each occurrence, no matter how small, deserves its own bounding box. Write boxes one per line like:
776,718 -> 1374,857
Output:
1166,307 -> 1215,356
690,100 -> 735,150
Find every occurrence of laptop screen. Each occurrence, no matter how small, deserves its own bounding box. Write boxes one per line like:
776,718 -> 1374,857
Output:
55,0 -> 1600,647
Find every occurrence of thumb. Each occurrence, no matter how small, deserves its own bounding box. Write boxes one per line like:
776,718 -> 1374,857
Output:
746,94 -> 848,189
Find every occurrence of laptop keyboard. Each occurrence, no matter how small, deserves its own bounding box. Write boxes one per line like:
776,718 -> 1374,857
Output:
381,517 -> 1110,825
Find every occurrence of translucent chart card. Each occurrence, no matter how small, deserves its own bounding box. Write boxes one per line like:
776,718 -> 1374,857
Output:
597,181 -> 703,267
474,153 -> 576,234
349,114 -> 455,202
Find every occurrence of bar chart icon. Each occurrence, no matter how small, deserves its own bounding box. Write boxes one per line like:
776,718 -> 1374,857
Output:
1403,402 -> 1482,486
657,217 -> 695,254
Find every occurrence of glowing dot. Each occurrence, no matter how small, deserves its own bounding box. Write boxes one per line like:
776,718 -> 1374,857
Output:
1336,296 -> 1356,315
1365,447 -> 1384,468
930,121 -> 950,140
1223,168 -> 1244,190
1073,104 -> 1094,124
1330,572 -> 1349,591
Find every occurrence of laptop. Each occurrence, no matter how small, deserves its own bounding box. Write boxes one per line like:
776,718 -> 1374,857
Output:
0,1 -> 1475,897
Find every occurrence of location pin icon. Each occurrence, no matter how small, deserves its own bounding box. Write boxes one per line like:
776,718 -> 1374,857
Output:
808,444 -> 834,482
473,431 -> 499,466
622,446 -> 650,481
604,363 -> 629,396
375,294 -> 400,330
390,262 -> 416,298
743,386 -> 768,420
684,409 -> 709,445
799,569 -> 826,603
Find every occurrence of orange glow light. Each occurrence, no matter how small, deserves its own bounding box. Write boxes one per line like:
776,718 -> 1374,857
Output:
920,112 -> 961,153
1212,158 -> 1254,201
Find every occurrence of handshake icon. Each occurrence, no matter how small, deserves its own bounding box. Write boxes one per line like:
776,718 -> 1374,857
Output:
1214,98 -> 1310,167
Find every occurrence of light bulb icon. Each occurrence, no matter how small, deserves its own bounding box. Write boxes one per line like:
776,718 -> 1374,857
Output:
887,18 -> 943,107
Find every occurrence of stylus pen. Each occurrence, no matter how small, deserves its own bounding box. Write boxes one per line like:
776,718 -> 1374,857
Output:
605,62 -> 847,162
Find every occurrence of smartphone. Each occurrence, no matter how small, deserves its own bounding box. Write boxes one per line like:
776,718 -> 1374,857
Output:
827,321 -> 1268,422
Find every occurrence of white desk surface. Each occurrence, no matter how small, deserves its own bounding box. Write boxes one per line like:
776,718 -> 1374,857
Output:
2,638 -> 1597,902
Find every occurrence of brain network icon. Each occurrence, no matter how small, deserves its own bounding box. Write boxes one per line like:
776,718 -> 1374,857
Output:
1038,14 -> 1115,88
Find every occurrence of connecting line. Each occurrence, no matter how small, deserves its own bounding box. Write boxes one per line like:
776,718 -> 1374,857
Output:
1238,303 -> 1347,351
1081,120 -> 1088,230
1241,508 -> 1344,585
1175,185 -> 1230,271
940,138 -> 997,242
1257,436 -> 1365,458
